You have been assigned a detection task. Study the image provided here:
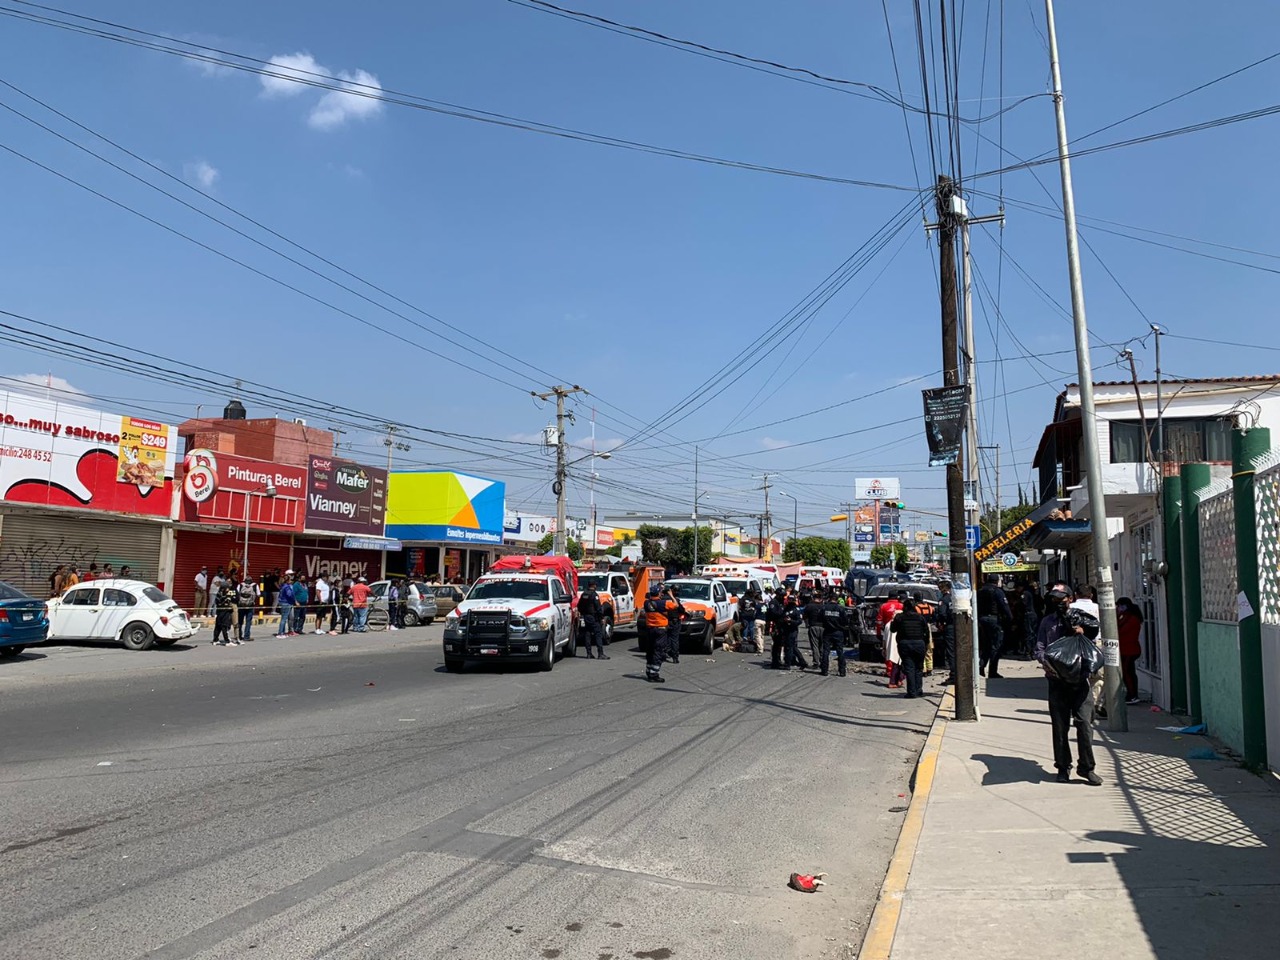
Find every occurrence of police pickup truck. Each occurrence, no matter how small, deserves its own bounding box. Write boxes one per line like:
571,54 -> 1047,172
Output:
442,570 -> 576,672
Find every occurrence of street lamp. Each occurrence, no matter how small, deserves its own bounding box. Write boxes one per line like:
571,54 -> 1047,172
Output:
244,483 -> 277,579
778,491 -> 798,545
563,449 -> 611,555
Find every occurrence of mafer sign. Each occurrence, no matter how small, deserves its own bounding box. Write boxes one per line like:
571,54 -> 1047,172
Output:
305,455 -> 387,537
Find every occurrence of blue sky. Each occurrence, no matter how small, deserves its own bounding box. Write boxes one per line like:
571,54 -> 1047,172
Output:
1,0 -> 1277,538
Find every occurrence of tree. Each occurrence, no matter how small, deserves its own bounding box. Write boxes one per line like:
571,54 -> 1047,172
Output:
534,533 -> 583,561
977,503 -> 1036,545
869,542 -> 910,570
636,524 -> 678,563
782,536 -> 851,570
663,526 -> 715,573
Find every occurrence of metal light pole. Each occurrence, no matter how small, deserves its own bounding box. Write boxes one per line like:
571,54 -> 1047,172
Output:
1045,0 -> 1125,730
1150,323 -> 1165,464
243,484 -> 277,579
778,492 -> 798,551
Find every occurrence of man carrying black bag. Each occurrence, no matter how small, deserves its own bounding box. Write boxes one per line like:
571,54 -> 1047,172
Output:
1035,583 -> 1104,785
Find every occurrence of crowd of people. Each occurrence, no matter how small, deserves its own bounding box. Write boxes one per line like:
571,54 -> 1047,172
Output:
193,566 -> 418,646
46,562 -> 134,597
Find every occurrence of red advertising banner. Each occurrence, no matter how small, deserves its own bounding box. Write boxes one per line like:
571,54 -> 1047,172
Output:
304,455 -> 387,536
1,389 -> 177,517
178,450 -> 306,531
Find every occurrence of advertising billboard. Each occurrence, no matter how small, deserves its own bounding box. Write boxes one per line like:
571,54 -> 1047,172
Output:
503,514 -> 555,545
305,455 -> 387,536
386,471 -> 506,545
179,450 -> 306,531
854,477 -> 901,501
0,389 -> 177,517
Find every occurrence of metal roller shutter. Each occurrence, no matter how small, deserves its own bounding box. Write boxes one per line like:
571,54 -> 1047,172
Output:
172,530 -> 292,612
0,511 -> 165,599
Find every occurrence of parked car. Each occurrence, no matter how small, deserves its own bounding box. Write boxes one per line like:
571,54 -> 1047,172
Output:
46,579 -> 195,651
855,582 -> 942,662
368,580 -> 438,626
0,580 -> 49,657
427,584 -> 466,616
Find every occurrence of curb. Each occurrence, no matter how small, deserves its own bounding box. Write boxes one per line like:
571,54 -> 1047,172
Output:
857,686 -> 953,960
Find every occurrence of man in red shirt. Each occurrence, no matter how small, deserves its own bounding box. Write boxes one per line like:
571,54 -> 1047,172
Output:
350,576 -> 373,632
877,590 -> 906,687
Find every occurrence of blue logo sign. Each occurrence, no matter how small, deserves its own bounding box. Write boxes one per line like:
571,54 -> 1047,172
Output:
966,525 -> 981,551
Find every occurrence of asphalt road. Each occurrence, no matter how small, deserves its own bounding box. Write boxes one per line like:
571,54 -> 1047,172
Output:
0,628 -> 938,960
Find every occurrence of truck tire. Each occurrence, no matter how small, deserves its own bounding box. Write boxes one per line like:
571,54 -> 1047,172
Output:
562,620 -> 577,658
702,622 -> 715,655
858,638 -> 879,663
602,615 -> 614,644
444,657 -> 464,673
540,632 -> 555,671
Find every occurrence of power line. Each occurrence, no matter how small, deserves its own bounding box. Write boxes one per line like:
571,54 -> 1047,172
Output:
0,1 -> 918,193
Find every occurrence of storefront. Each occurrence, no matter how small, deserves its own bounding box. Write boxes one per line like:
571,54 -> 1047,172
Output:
172,450 -> 305,609
0,390 -> 178,597
386,471 -> 505,583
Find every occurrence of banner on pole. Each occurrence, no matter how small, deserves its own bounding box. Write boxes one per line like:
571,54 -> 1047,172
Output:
922,385 -> 968,467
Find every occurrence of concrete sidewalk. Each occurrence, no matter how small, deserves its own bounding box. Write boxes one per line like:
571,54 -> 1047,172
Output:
867,659 -> 1280,960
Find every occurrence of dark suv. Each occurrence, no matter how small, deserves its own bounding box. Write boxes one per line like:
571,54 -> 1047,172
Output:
855,582 -> 942,662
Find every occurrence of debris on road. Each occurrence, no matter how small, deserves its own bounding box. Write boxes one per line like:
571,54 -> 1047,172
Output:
788,872 -> 826,893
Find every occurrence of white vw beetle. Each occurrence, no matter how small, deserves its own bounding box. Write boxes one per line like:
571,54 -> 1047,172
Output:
47,579 -> 196,650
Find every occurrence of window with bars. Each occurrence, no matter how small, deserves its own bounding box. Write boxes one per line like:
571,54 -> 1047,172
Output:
1110,418 -> 1233,464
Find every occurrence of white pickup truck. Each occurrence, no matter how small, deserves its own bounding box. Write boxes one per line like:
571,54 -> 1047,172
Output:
441,572 -> 577,672
665,577 -> 736,654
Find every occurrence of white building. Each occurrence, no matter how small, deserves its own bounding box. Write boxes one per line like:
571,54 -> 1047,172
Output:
1032,375 -> 1280,709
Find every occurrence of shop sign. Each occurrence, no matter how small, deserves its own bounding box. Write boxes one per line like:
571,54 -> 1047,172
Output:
594,528 -> 615,549
292,546 -> 382,583
179,451 -> 306,530
855,477 -> 901,501
305,455 -> 387,536
0,389 -> 176,517
387,471 -> 505,545
503,514 -> 555,544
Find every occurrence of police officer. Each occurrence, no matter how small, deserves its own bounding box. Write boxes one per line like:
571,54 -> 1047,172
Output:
803,589 -> 825,668
663,585 -> 686,664
781,593 -> 808,671
934,581 -> 957,684
738,589 -> 760,653
578,581 -> 608,660
819,592 -> 851,677
978,574 -> 1013,678
642,585 -> 668,683
768,588 -> 788,669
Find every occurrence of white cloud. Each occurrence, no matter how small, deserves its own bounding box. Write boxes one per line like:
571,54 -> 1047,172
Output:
260,52 -> 384,130
759,436 -> 793,450
5,374 -> 86,397
184,160 -> 220,190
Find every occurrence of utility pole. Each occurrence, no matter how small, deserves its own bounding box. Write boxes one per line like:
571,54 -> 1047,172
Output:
1150,323 -> 1165,465
1045,0 -> 1125,731
693,445 -> 700,572
960,203 -> 1005,532
759,474 -> 773,561
533,385 -> 587,555
935,174 -> 978,722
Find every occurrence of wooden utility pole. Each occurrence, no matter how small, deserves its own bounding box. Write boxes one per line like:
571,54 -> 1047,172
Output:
533,385 -> 587,555
937,174 -> 978,722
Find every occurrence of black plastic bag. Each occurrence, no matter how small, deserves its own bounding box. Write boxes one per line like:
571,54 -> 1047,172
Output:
1044,629 -> 1104,685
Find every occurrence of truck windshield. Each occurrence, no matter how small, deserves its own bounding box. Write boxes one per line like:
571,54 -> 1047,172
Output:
717,579 -> 749,596
577,574 -> 608,591
467,580 -> 548,602
671,583 -> 711,601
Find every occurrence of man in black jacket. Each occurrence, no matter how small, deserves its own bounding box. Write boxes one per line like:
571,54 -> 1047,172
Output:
578,582 -> 608,660
803,591 -> 825,668
890,597 -> 932,697
934,581 -> 956,684
781,595 -> 808,671
977,574 -> 1013,678
819,595 -> 851,677
768,591 -> 788,668
1035,583 -> 1103,785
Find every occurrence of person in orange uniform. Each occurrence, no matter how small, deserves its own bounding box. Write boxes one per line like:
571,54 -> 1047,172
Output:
643,585 -> 670,683
877,590 -> 905,688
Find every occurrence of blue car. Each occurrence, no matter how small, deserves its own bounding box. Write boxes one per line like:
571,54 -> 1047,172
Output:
0,580 -> 49,656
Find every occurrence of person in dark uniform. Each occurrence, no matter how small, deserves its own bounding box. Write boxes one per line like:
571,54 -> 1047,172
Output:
642,586 -> 669,683
578,581 -> 608,659
890,596 -> 931,697
803,590 -> 825,668
663,585 -> 685,664
768,589 -> 788,669
781,594 -> 808,671
934,580 -> 957,684
977,574 -> 1014,678
819,593 -> 851,677
212,578 -> 240,646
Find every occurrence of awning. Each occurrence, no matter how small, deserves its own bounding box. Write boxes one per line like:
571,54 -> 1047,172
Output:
1024,519 -> 1092,550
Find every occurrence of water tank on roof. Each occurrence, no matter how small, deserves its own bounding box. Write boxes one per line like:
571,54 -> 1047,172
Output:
223,399 -> 246,420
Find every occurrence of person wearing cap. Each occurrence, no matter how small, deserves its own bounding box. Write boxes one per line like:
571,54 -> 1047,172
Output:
349,576 -> 373,632
193,566 -> 208,617
641,585 -> 669,682
663,585 -> 686,664
977,573 -> 1013,679
1035,583 -> 1104,785
274,571 -> 296,638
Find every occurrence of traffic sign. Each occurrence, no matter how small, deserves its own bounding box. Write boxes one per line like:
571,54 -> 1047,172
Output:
965,525 -> 980,550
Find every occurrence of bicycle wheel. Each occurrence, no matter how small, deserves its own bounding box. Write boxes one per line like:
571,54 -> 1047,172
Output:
367,606 -> 390,630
